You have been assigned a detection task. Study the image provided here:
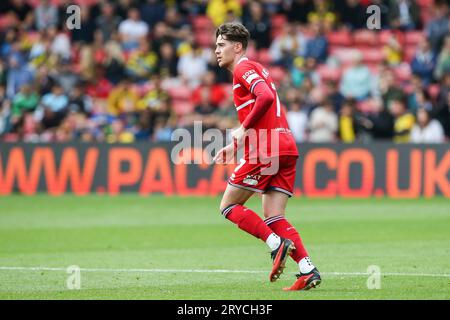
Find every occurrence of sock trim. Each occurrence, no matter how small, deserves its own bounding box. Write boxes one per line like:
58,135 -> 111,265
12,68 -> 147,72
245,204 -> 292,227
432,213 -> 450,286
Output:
221,204 -> 238,218
264,214 -> 285,226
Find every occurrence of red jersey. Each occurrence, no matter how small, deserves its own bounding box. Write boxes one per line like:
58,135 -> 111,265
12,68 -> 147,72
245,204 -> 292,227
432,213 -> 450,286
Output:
232,57 -> 299,159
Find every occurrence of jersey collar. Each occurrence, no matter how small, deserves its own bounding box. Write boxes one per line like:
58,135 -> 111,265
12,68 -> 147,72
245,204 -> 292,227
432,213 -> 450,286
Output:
236,56 -> 248,66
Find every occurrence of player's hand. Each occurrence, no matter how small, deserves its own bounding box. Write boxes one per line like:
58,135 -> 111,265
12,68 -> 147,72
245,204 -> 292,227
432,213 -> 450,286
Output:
231,125 -> 246,143
213,144 -> 235,164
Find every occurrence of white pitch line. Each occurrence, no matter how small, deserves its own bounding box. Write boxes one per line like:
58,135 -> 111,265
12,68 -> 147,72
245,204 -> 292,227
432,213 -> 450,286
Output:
0,266 -> 449,278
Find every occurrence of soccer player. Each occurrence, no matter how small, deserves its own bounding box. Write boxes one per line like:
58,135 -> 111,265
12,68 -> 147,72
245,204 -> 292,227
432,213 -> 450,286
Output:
212,22 -> 321,291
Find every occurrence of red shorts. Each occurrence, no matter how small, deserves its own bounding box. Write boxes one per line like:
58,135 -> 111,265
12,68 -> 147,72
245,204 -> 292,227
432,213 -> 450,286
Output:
228,155 -> 298,197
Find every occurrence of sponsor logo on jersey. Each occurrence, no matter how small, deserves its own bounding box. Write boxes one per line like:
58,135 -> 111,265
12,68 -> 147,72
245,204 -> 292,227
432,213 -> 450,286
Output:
262,68 -> 269,78
243,174 -> 261,186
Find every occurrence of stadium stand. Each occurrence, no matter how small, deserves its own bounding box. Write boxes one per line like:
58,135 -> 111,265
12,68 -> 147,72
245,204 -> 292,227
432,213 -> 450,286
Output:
0,0 -> 449,143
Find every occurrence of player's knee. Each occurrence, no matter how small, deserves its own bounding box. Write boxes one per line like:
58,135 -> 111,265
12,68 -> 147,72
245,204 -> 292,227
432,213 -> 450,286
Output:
220,202 -> 237,216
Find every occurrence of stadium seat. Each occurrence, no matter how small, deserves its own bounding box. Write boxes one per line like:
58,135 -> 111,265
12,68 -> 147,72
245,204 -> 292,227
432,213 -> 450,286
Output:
258,49 -> 273,65
192,15 -> 214,32
326,30 -> 353,47
357,99 -> 376,113
393,63 -> 412,83
0,14 -> 14,31
359,47 -> 385,64
353,30 -> 378,46
172,101 -> 195,115
270,14 -> 287,40
268,66 -> 286,85
416,0 -> 434,7
195,33 -> 214,48
404,31 -> 424,46
316,64 -> 341,82
427,84 -> 440,101
378,30 -> 405,46
271,14 -> 287,29
328,47 -> 356,64
403,45 -> 417,63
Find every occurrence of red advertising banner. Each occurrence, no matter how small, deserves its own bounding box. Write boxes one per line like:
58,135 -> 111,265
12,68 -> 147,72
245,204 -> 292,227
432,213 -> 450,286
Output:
0,143 -> 449,198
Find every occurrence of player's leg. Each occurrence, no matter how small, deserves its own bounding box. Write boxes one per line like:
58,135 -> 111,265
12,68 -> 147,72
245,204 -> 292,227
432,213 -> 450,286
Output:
262,190 -> 321,290
220,159 -> 294,282
220,183 -> 281,251
262,156 -> 321,290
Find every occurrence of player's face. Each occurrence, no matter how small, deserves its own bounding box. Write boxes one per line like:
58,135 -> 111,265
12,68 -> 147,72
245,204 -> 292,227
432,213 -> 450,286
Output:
215,35 -> 236,69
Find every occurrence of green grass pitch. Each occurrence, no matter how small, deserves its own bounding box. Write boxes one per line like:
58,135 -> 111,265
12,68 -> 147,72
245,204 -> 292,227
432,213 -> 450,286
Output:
0,195 -> 449,300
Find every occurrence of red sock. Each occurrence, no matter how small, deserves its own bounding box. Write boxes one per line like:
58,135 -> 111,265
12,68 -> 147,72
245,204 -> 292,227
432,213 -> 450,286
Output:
222,204 -> 273,242
265,215 -> 308,263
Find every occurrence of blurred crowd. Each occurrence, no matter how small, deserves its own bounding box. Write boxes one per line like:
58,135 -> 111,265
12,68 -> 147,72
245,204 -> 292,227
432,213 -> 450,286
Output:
0,0 -> 449,144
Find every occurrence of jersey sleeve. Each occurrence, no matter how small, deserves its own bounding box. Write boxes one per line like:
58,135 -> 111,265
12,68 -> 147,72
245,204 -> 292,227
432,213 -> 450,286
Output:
234,62 -> 266,94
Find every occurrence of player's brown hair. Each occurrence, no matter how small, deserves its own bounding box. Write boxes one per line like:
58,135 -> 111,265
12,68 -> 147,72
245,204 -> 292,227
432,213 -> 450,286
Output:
215,22 -> 250,50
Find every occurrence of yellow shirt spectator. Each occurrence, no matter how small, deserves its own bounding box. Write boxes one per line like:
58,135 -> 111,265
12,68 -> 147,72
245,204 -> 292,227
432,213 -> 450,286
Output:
207,0 -> 242,26
339,116 -> 355,143
107,84 -> 140,116
394,113 -> 415,143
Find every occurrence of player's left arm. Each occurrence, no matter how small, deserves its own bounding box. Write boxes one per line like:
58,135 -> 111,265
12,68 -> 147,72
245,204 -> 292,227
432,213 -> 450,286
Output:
231,81 -> 274,142
232,64 -> 275,142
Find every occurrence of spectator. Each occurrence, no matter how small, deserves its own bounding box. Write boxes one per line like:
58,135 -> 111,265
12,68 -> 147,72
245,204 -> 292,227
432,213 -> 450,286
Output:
177,44 -> 209,88
410,108 -> 445,143
191,71 -> 226,108
339,50 -> 372,100
6,54 -> 33,99
95,2 -> 123,43
432,76 -> 450,138
70,5 -> 97,44
37,84 -> 69,130
382,33 -> 402,66
35,0 -> 58,31
158,42 -> 178,78
151,99 -> 176,142
379,69 -> 405,110
338,98 -> 360,142
434,35 -> 450,80
137,75 -> 170,110
140,0 -> 166,28
358,98 -> 395,141
10,84 -> 39,130
286,100 -> 308,143
8,0 -> 34,30
107,79 -> 139,116
290,57 -> 307,88
207,0 -> 242,26
390,98 -> 415,143
308,99 -> 338,142
304,21 -> 328,63
325,79 -> 345,114
126,40 -> 159,82
284,0 -> 314,24
106,119 -> 135,143
335,0 -> 365,30
67,85 -> 93,116
192,88 -> 217,130
55,59 -> 80,95
408,88 -> 433,114
270,23 -> 307,68
307,0 -> 336,32
103,41 -> 126,85
242,1 -> 271,49
153,117 -> 173,142
424,0 -> 449,52
118,7 -> 149,51
411,38 -> 437,85
388,0 -> 421,31
48,26 -> 71,61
